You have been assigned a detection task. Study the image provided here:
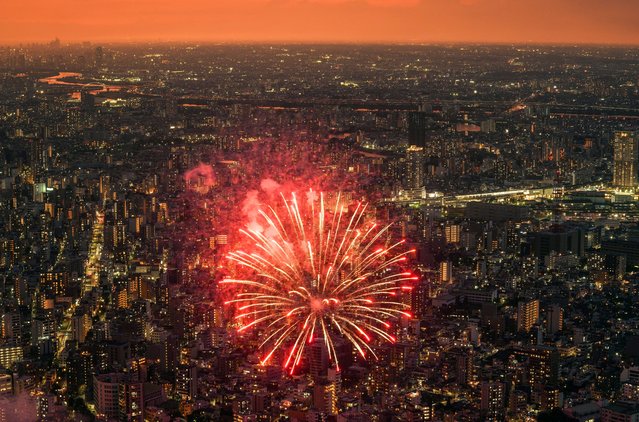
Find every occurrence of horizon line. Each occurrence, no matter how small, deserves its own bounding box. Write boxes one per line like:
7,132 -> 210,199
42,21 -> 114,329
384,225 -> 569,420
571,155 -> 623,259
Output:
2,39 -> 639,48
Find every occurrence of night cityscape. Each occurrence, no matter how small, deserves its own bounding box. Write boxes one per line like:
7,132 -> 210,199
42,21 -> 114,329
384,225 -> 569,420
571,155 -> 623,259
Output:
1,2 -> 639,421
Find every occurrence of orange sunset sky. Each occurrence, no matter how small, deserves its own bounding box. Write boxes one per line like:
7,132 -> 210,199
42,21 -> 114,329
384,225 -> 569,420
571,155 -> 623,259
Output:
1,0 -> 638,45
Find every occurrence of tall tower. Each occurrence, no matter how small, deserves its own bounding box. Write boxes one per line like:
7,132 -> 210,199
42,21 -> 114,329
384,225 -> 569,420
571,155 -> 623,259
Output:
405,146 -> 425,190
546,304 -> 564,335
313,379 -> 338,416
408,111 -> 428,148
309,338 -> 329,381
517,299 -> 539,332
439,261 -> 452,283
95,46 -> 104,66
613,131 -> 638,188
481,381 -> 506,421
455,348 -> 474,386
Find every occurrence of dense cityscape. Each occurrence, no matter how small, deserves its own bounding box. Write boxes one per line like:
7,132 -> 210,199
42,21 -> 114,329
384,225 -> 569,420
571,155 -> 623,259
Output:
0,42 -> 638,421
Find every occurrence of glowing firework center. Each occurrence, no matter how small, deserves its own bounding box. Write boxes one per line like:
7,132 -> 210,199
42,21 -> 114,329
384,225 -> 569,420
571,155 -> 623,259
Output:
222,190 -> 415,375
309,296 -> 338,314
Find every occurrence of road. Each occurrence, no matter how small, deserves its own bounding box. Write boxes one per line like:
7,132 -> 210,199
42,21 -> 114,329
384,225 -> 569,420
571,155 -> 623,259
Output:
55,209 -> 104,362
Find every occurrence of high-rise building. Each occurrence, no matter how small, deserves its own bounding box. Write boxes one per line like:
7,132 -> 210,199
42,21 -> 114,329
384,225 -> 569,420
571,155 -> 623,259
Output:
313,379 -> 338,416
176,364 -> 197,400
528,224 -> 585,259
31,317 -> 55,349
445,224 -> 461,244
621,382 -> 639,403
0,345 -> 23,369
513,345 -> 560,387
94,373 -> 124,419
481,303 -> 505,335
309,338 -> 329,381
480,119 -> 497,133
118,380 -> 144,421
369,346 -> 392,395
546,304 -> 564,334
40,272 -> 69,295
92,374 -> 145,421
601,401 -> 639,422
411,281 -> 430,318
232,396 -> 254,421
604,254 -> 627,281
454,348 -> 474,386
67,349 -> 93,394
0,374 -> 12,394
537,385 -> 563,411
439,261 -> 452,283
621,366 -> 639,384
517,299 -> 539,332
36,394 -> 53,420
95,46 -> 104,66
481,381 -> 505,421
408,111 -> 428,148
621,367 -> 639,402
405,146 -> 425,190
72,312 -> 92,343
1,312 -> 21,343
613,131 -> 638,188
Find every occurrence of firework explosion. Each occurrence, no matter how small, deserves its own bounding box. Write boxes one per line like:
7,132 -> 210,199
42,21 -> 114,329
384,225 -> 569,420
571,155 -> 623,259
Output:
221,189 -> 416,374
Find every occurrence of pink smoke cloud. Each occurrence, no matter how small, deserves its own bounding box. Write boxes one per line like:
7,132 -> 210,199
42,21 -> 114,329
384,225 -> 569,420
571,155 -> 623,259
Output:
242,189 -> 264,233
260,178 -> 281,196
0,393 -> 37,422
306,189 -> 319,206
184,163 -> 216,188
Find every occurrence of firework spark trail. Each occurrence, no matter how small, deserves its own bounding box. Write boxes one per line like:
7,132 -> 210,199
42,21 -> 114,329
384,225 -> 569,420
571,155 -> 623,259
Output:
221,190 -> 416,374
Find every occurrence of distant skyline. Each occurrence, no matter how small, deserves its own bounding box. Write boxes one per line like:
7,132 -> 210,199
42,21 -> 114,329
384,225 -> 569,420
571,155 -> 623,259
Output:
1,0 -> 638,46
